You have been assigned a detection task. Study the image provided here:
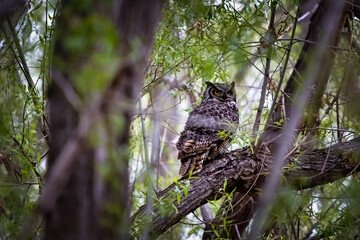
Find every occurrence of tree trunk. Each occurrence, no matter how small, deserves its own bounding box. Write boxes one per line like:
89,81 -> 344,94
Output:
42,0 -> 163,239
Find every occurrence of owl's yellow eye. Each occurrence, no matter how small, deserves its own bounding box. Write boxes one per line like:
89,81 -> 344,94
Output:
213,89 -> 221,95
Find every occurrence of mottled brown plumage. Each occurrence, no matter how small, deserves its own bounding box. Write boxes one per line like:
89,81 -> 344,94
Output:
176,82 -> 239,176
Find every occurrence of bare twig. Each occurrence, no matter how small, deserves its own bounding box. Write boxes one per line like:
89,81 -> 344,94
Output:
247,2 -> 346,238
1,16 -> 50,142
139,95 -> 154,240
235,225 -> 242,240
5,17 -> 36,95
252,1 -> 277,139
255,3 -> 301,151
336,97 -> 342,142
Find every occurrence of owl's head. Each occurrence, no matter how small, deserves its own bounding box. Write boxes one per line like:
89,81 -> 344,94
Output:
203,81 -> 236,102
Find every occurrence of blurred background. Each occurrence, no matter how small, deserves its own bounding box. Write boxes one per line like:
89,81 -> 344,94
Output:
0,0 -> 359,239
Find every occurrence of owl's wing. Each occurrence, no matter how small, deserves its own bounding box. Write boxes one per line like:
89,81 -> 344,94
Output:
177,134 -> 234,176
176,131 -> 219,176
177,139 -> 208,157
176,132 -> 218,159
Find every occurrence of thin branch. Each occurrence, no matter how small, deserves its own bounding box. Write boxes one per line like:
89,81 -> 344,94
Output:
255,3 -> 301,151
247,1 -> 347,237
138,95 -> 153,240
252,1 -> 277,139
5,17 -> 36,94
1,16 -> 50,141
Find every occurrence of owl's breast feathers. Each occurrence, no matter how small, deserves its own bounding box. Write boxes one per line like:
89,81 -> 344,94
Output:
186,100 -> 239,133
176,99 -> 239,176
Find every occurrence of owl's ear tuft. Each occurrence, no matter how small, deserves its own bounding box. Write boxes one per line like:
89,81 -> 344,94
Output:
230,81 -> 235,90
205,81 -> 213,87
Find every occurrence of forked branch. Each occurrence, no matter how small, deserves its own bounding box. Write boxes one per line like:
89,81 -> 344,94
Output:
131,138 -> 360,237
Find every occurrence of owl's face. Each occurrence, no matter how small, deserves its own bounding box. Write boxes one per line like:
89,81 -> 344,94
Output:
203,81 -> 236,103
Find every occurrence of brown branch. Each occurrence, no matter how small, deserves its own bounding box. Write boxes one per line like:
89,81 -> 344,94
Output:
207,1 -> 350,238
260,0 -> 349,151
252,1 -> 277,138
130,138 -> 360,237
255,2 -> 300,151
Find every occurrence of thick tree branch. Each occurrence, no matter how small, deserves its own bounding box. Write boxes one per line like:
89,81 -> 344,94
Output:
215,1 -> 350,238
131,138 -> 360,237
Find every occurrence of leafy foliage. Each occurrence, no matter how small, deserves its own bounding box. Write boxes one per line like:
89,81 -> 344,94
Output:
0,0 -> 359,239
0,0 -> 58,237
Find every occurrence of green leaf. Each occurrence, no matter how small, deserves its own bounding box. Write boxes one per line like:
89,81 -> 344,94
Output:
177,194 -> 181,205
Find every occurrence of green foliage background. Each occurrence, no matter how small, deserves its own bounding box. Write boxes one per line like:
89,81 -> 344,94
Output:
0,0 -> 359,239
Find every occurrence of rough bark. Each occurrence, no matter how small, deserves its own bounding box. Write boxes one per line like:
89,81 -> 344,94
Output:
43,0 -> 163,239
212,0 -> 350,238
131,138 -> 360,237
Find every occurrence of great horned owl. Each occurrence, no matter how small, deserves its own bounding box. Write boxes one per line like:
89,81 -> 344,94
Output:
176,81 -> 239,176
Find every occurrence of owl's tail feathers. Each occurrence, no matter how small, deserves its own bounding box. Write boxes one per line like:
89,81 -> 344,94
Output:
218,138 -> 230,155
179,160 -> 190,176
179,152 -> 208,176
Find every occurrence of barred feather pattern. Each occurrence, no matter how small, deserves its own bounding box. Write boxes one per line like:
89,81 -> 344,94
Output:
176,89 -> 239,176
